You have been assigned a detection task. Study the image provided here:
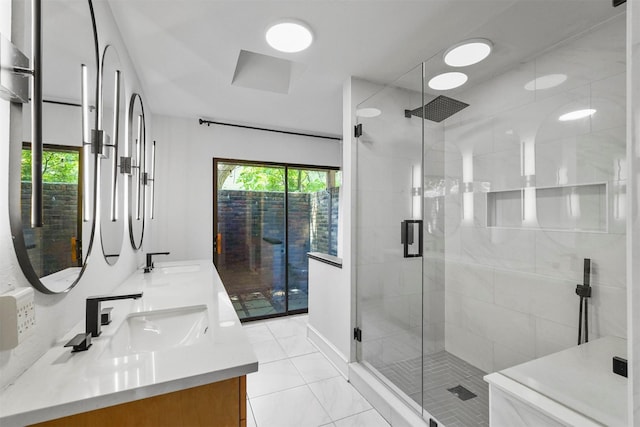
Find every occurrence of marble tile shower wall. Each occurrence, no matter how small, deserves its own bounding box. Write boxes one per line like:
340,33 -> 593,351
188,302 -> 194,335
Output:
442,15 -> 627,373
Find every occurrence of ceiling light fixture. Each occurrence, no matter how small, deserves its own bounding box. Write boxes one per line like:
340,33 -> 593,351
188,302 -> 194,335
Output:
266,20 -> 313,53
443,39 -> 493,67
428,72 -> 468,91
558,109 -> 596,121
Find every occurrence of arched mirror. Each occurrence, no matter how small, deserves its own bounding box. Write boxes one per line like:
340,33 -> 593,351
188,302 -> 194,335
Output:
128,93 -> 146,250
99,45 -> 125,265
9,0 -> 99,293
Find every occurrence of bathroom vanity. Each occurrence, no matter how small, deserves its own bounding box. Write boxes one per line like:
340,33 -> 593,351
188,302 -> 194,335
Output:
485,336 -> 627,426
0,260 -> 258,427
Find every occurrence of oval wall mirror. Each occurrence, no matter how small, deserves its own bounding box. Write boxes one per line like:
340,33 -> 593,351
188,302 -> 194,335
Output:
128,93 -> 146,250
99,45 -> 125,265
9,0 -> 99,293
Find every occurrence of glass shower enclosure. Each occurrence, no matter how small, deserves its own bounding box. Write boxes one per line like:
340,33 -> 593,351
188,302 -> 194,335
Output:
355,3 -> 627,425
356,61 -> 489,425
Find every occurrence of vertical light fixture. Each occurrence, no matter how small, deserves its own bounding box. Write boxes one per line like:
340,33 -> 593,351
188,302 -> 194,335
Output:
135,114 -> 142,220
110,70 -> 121,222
149,140 -> 156,219
81,64 -> 91,222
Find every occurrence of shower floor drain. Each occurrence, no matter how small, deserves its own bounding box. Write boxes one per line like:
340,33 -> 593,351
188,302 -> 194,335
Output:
447,385 -> 477,401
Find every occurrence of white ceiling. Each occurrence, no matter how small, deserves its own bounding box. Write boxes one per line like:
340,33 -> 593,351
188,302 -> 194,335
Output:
107,0 -> 622,137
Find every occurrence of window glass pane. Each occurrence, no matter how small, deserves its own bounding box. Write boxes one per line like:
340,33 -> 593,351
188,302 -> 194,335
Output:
216,162 -> 286,320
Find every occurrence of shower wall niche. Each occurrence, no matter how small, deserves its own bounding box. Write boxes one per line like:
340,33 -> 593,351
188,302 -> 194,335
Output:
486,183 -> 608,232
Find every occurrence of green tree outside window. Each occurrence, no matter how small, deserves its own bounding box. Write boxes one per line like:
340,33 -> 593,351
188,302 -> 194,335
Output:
222,165 -> 338,193
21,149 -> 79,184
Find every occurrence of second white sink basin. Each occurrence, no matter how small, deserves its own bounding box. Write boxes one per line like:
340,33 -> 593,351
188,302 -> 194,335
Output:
102,305 -> 209,358
159,265 -> 201,274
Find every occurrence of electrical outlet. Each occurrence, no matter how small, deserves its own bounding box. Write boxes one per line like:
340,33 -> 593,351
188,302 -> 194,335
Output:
0,287 -> 36,350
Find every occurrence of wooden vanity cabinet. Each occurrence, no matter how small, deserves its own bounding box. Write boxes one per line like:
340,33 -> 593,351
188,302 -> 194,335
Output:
31,376 -> 247,427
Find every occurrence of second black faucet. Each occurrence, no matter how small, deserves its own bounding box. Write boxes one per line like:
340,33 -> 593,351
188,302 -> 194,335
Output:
145,252 -> 170,273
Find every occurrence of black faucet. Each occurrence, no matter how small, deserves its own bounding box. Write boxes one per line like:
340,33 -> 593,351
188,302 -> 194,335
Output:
86,293 -> 143,338
144,252 -> 170,273
66,292 -> 144,352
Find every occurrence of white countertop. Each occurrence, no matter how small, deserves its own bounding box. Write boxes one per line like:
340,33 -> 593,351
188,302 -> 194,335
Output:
485,336 -> 627,426
0,260 -> 258,427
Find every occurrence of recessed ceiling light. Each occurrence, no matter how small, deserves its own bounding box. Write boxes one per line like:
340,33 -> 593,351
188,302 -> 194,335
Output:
524,74 -> 568,91
428,72 -> 468,90
558,109 -> 596,121
266,20 -> 313,53
356,107 -> 382,118
444,39 -> 493,67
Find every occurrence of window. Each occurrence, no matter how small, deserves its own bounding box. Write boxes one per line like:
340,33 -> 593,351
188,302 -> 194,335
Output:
214,159 -> 340,321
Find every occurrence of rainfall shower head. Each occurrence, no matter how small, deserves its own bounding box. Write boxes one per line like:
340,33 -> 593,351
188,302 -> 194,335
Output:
404,95 -> 469,122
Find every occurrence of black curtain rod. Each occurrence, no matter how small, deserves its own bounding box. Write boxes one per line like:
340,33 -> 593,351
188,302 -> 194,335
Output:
198,118 -> 341,141
43,99 -> 81,108
41,99 -> 96,112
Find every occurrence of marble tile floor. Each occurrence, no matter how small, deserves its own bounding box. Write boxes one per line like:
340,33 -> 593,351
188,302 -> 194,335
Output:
244,314 -> 390,427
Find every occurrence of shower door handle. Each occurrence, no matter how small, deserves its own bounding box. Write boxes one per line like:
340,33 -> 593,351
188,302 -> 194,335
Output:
401,220 -> 423,258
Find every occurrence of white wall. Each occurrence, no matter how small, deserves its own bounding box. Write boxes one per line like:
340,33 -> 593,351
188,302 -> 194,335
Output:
0,0 -> 147,389
307,258 -> 349,376
148,115 -> 341,263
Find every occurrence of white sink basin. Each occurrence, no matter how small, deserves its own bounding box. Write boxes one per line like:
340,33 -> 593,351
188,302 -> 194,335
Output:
102,305 -> 209,358
159,264 -> 201,274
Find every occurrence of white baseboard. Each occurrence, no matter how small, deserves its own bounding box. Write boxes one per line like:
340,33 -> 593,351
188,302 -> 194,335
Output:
307,324 -> 349,378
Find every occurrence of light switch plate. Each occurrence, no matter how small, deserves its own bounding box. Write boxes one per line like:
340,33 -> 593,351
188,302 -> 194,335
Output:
0,287 -> 36,350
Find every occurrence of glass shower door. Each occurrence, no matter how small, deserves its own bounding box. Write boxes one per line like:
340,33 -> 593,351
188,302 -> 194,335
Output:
355,63 -> 426,409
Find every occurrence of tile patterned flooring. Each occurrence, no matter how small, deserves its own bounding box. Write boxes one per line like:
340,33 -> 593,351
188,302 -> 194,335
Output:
378,352 -> 489,427
244,315 -> 390,427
